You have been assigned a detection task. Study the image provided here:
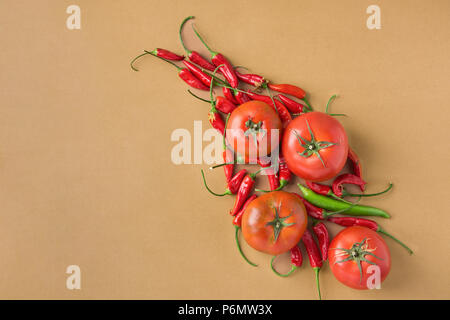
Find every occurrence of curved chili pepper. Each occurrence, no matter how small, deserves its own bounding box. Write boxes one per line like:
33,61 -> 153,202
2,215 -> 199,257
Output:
179,16 -> 215,71
233,195 -> 258,267
270,245 -> 302,277
201,169 -> 246,197
130,49 -> 183,70
327,217 -> 413,254
235,70 -> 267,88
222,113 -> 234,182
131,51 -> 209,90
188,90 -> 237,114
277,94 -> 309,114
206,65 -> 227,133
268,83 -> 306,100
302,229 -> 322,300
230,172 -> 257,216
297,184 -> 390,218
306,181 -> 331,196
246,91 -> 292,127
307,178 -> 392,199
332,173 -> 367,197
312,221 -> 330,261
192,24 -> 239,88
256,156 -> 291,193
257,159 -> 279,191
182,60 -> 212,87
223,87 -> 238,104
348,147 -> 363,180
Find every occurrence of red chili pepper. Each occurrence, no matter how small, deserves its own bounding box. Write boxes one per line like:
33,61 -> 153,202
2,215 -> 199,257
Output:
131,48 -> 184,64
332,173 -> 367,197
277,156 -> 291,189
188,90 -> 237,114
270,245 -> 303,277
131,51 -> 210,90
348,147 -> 363,180
232,194 -> 258,267
277,94 -> 308,114
179,16 -> 215,71
246,91 -> 292,127
182,60 -> 212,87
257,159 -> 279,191
306,181 -> 331,196
302,229 -> 322,300
234,91 -> 251,105
223,87 -> 238,104
312,221 -> 330,261
208,106 -> 225,133
295,194 -> 355,220
192,24 -> 239,88
201,169 -> 246,197
327,217 -> 413,254
230,173 -> 257,216
268,83 -> 306,100
222,114 -> 234,182
235,70 -> 267,88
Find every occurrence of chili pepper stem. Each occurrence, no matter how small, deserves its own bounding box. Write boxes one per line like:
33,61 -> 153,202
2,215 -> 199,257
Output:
130,51 -> 151,71
342,183 -> 393,198
210,162 -> 235,169
192,24 -> 217,56
270,256 -> 297,277
235,226 -> 258,267
187,90 -> 211,103
378,228 -> 413,255
179,16 -> 194,55
200,169 -> 231,197
143,50 -> 182,70
314,267 -> 321,300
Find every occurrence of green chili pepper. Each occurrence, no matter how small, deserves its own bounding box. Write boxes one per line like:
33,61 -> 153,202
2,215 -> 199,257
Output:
297,184 -> 390,219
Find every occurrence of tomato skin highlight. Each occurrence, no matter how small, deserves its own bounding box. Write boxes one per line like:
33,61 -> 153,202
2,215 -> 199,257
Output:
282,112 -> 348,182
226,101 -> 282,163
241,191 -> 308,255
328,226 -> 391,290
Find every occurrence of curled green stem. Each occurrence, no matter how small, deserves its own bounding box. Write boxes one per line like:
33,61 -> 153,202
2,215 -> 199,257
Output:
235,226 -> 258,267
200,169 -> 230,197
378,228 -> 413,255
342,183 -> 393,198
270,256 -> 297,277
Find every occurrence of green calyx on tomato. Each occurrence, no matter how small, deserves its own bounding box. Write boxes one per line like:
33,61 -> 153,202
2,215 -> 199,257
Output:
293,119 -> 337,167
330,238 -> 383,284
244,118 -> 266,146
265,203 -> 295,243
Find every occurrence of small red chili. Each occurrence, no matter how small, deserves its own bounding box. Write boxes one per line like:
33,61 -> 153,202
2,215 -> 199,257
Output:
348,147 -> 363,180
130,48 -> 184,66
130,51 -> 209,91
234,91 -> 251,105
270,245 -> 303,277
332,173 -> 367,197
257,158 -> 280,191
327,217 -> 413,254
188,90 -> 237,114
277,94 -> 309,114
182,60 -> 213,87
268,83 -> 306,100
192,24 -> 239,88
179,16 -> 215,71
235,69 -> 267,88
223,87 -> 238,104
229,172 -> 257,216
312,221 -> 330,261
302,229 -> 322,300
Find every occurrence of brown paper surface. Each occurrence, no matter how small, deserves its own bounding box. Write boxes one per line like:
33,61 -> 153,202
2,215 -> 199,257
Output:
0,0 -> 449,299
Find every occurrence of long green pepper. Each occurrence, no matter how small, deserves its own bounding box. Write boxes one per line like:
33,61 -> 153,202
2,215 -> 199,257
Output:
297,184 -> 390,219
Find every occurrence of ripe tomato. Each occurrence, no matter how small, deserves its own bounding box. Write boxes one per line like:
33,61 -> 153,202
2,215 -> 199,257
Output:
241,191 -> 307,255
226,100 -> 282,163
282,112 -> 348,182
328,226 -> 391,290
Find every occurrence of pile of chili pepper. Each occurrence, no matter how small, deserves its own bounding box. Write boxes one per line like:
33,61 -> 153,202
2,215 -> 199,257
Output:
130,16 -> 412,300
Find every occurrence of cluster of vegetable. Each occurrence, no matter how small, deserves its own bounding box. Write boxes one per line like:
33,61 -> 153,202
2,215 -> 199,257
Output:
131,16 -> 412,299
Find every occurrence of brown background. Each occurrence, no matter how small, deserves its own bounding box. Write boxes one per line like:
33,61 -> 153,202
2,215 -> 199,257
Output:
0,0 -> 449,299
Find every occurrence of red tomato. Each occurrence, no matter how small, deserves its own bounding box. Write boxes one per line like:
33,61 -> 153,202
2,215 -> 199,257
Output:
241,191 -> 308,255
226,101 -> 282,163
282,112 -> 348,182
328,226 -> 391,290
